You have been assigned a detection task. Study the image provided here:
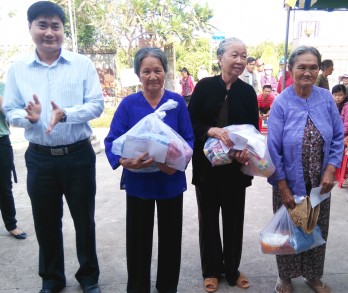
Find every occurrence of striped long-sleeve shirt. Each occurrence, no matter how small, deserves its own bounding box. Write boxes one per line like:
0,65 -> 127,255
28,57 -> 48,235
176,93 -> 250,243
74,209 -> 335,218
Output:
3,49 -> 104,146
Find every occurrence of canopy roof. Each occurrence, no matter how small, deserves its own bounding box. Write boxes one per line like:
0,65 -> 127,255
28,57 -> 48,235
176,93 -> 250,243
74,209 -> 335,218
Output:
295,0 -> 348,10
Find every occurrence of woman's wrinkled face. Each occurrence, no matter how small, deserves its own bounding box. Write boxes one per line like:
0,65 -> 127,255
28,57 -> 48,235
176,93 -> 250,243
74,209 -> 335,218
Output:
139,56 -> 165,93
218,42 -> 247,77
290,53 -> 319,88
333,91 -> 345,104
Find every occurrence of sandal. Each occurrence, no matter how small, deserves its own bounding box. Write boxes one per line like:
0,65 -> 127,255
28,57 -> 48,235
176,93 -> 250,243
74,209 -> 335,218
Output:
204,277 -> 218,293
236,272 -> 250,289
275,277 -> 292,293
303,278 -> 332,293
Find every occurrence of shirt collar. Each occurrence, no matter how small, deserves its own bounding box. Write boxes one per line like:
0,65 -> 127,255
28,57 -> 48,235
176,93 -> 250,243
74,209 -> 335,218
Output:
26,48 -> 72,66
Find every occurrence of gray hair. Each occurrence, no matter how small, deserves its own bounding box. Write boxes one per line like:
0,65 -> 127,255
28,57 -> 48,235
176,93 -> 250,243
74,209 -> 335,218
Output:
133,47 -> 168,77
216,37 -> 246,58
288,46 -> 321,69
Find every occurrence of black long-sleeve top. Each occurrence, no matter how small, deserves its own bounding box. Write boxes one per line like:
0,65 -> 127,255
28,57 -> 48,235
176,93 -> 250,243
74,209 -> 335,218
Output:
188,75 -> 259,186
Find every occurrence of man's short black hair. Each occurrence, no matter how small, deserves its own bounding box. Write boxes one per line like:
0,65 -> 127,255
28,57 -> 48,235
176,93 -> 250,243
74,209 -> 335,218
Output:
262,84 -> 272,90
247,57 -> 256,64
27,1 -> 66,25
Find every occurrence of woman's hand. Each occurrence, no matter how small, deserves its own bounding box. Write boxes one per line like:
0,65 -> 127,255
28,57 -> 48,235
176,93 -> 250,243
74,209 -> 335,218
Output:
207,127 -> 233,148
230,149 -> 249,165
277,180 -> 295,209
119,152 -> 154,170
157,163 -> 177,175
320,165 -> 336,194
280,188 -> 296,209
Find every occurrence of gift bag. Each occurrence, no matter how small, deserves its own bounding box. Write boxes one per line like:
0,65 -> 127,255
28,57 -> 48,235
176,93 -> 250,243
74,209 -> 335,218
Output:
260,205 -> 326,255
203,124 -> 275,177
112,99 -> 193,172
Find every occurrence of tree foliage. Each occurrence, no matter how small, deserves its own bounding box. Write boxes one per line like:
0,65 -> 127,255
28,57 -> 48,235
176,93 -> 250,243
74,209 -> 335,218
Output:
54,0 -> 214,66
175,38 -> 211,80
248,41 -> 290,76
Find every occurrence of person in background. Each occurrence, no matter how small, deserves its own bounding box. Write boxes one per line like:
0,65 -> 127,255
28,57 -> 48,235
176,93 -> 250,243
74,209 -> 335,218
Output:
339,73 -> 348,90
315,59 -> 334,90
189,37 -> 259,293
276,68 -> 294,94
332,84 -> 348,139
260,64 -> 278,95
239,56 -> 259,93
0,82 -> 27,240
180,67 -> 195,106
257,84 -> 274,131
267,46 -> 343,293
104,47 -> 194,293
255,58 -> 265,93
3,2 -> 104,292
197,65 -> 209,81
277,57 -> 285,81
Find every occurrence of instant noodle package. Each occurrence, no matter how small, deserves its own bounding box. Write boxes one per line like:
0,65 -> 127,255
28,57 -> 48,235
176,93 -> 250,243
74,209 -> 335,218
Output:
203,124 -> 275,177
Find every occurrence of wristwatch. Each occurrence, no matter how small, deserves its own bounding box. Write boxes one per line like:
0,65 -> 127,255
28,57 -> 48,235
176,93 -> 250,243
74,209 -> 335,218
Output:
60,110 -> 67,123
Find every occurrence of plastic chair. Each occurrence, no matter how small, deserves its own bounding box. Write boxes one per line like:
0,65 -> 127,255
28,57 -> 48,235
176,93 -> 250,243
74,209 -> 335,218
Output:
336,149 -> 348,188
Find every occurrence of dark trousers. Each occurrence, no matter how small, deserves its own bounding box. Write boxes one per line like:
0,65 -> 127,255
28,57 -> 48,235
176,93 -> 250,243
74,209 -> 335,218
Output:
0,136 -> 17,231
25,143 -> 99,291
126,194 -> 183,293
195,182 -> 246,285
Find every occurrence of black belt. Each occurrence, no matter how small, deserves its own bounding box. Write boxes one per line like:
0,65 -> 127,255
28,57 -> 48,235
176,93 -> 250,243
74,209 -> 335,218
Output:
29,139 -> 90,156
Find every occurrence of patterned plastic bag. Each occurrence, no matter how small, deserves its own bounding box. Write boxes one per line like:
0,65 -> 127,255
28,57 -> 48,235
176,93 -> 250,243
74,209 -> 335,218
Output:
112,99 -> 193,172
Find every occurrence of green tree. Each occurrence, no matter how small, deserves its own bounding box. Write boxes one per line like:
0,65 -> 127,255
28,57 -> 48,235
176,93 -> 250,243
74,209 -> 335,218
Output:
175,38 -> 211,81
248,41 -> 290,77
55,0 -> 214,66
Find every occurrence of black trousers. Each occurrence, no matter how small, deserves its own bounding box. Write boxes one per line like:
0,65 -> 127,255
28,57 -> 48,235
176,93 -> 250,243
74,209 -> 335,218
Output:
126,194 -> 183,293
195,182 -> 246,285
0,135 -> 17,231
25,142 -> 99,291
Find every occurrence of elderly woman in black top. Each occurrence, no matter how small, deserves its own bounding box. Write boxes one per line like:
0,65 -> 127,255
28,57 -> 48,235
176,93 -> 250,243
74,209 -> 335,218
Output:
188,37 -> 259,292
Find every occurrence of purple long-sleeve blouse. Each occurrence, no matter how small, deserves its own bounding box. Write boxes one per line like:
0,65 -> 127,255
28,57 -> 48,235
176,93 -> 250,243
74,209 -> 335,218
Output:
267,85 -> 344,196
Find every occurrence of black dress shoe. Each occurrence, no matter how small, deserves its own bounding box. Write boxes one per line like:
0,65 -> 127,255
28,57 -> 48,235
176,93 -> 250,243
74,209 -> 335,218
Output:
82,284 -> 101,293
39,286 -> 64,293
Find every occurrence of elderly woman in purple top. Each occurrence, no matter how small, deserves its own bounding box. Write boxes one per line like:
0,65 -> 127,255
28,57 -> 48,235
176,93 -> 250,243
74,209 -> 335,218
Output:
267,46 -> 344,293
104,47 -> 194,293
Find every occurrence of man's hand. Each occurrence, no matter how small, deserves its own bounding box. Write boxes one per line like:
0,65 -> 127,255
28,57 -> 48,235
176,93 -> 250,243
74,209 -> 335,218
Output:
46,101 -> 65,134
25,94 -> 42,123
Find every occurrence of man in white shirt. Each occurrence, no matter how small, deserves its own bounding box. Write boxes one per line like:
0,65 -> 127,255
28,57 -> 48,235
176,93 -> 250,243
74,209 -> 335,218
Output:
239,57 -> 259,93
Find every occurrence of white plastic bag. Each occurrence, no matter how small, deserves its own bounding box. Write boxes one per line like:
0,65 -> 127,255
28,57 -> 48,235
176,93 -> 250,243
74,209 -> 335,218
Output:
260,205 -> 326,255
203,124 -> 275,177
111,99 -> 193,172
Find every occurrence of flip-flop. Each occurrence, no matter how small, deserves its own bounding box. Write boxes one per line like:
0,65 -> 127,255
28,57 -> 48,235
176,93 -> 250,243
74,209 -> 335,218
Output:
304,278 -> 332,293
236,272 -> 250,289
204,277 -> 218,293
